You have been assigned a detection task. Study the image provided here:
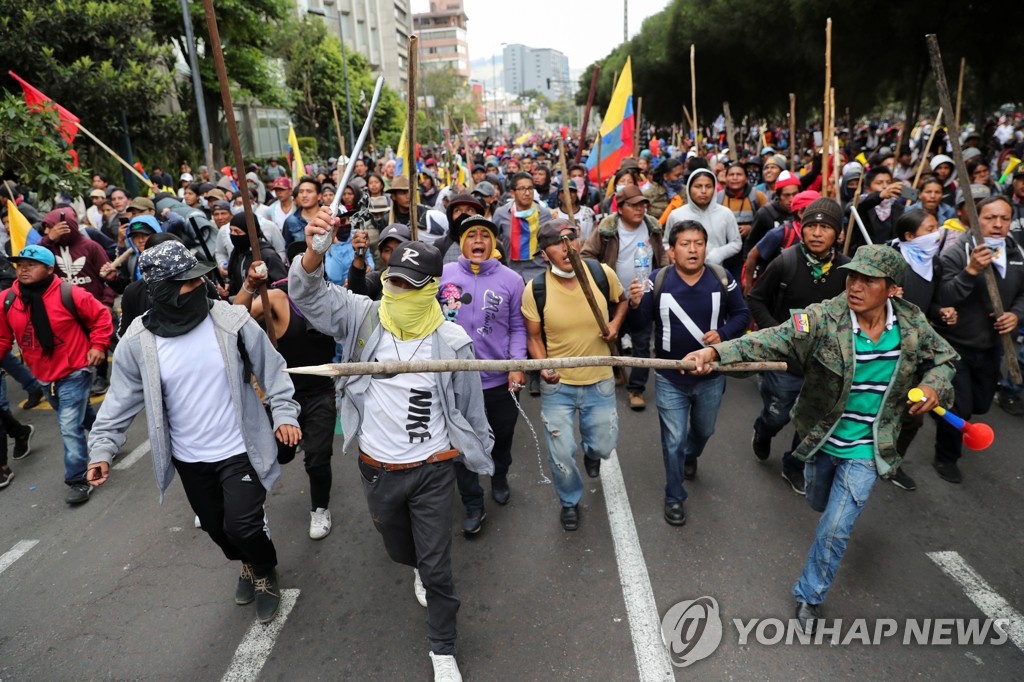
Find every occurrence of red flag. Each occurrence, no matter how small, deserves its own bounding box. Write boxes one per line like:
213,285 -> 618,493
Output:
8,71 -> 80,167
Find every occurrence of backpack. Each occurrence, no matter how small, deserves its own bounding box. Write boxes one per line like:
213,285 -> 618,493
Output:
4,281 -> 90,338
772,245 -> 805,322
531,259 -> 613,345
652,262 -> 730,302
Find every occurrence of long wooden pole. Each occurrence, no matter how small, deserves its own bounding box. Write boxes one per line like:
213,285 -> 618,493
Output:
460,118 -> 474,191
926,34 -> 1021,384
822,18 -> 832,197
285,356 -> 789,378
562,235 -> 617,356
574,65 -> 600,165
406,35 -> 419,240
842,172 -> 865,255
331,101 -> 345,157
200,0 -> 275,346
954,57 -> 966,131
558,136 -> 575,227
913,108 -> 943,189
682,106 -> 695,136
723,102 -> 737,162
690,45 -> 699,150
76,123 -> 153,190
633,96 -> 643,156
789,93 -> 797,171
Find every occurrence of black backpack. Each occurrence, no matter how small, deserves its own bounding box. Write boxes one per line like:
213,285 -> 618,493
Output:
531,259 -> 613,345
4,281 -> 90,338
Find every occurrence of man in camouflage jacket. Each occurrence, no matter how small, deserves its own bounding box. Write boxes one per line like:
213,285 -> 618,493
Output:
684,245 -> 957,633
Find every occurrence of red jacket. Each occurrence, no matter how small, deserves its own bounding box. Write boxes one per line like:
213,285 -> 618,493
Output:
0,277 -> 113,383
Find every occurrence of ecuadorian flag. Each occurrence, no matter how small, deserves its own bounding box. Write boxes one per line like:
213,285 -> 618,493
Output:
287,125 -> 304,183
586,57 -> 635,183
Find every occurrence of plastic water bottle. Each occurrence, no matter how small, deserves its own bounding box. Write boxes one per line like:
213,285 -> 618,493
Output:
634,241 -> 652,292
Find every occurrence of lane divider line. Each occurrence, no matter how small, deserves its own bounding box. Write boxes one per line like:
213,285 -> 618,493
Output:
114,440 -> 151,471
602,451 -> 675,681
928,550 -> 1024,653
0,539 -> 40,576
220,588 -> 300,682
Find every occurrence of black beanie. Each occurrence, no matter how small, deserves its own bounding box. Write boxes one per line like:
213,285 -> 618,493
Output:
801,198 -> 843,232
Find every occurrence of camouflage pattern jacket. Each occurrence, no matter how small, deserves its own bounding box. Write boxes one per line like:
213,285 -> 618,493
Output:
713,294 -> 958,477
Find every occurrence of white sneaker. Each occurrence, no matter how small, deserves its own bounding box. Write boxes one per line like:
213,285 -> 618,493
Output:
309,508 -> 332,540
194,515 -> 202,529
413,568 -> 427,607
429,652 -> 462,682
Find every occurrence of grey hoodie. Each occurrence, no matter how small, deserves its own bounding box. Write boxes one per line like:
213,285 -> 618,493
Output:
87,302 -> 301,500
287,257 -> 495,475
665,168 -> 742,265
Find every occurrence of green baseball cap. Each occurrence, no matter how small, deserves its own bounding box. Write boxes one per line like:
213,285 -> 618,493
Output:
839,244 -> 906,281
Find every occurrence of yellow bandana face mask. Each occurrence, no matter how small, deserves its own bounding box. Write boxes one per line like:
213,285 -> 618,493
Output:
379,277 -> 445,340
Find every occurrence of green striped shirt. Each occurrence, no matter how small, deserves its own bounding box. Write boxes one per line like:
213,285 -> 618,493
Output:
821,306 -> 901,460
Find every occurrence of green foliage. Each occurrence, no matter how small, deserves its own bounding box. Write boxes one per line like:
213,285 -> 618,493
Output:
0,94 -> 89,199
297,136 -> 318,160
546,99 -> 577,126
418,66 -> 477,145
0,0 -> 178,161
579,0 -> 1024,127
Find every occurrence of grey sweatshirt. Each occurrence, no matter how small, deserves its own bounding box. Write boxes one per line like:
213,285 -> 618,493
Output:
665,168 -> 742,265
87,302 -> 301,500
287,256 -> 495,475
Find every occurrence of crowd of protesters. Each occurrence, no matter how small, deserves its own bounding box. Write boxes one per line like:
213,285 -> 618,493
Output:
1,108 -> 1023,680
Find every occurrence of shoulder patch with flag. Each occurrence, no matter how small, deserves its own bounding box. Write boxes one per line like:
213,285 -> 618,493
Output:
792,312 -> 810,333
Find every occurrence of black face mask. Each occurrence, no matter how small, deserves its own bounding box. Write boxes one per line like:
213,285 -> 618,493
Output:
144,279 -> 212,337
230,232 -> 251,251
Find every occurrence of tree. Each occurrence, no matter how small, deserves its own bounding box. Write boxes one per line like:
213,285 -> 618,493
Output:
578,0 -> 1024,131
545,99 -> 577,126
276,17 -> 404,159
0,0 -> 181,178
151,0 -> 291,164
418,66 -> 477,145
0,94 -> 90,200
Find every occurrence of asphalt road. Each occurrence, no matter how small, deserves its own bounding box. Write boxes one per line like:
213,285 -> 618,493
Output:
1,373 -> 1022,681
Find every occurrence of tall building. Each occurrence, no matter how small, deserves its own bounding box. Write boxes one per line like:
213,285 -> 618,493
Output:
503,44 -> 571,101
412,0 -> 470,80
300,0 -> 412,95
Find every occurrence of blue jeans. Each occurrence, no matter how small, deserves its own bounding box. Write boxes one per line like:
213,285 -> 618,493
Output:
44,369 -> 96,484
540,377 -> 619,507
655,373 -> 726,504
755,370 -> 804,473
998,341 -> 1024,398
793,456 -> 877,605
0,352 -> 42,410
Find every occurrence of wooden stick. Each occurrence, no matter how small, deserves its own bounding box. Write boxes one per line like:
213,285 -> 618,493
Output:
723,102 -> 737,162
822,17 -> 832,197
913,108 -> 942,189
200,0 -> 276,347
926,34 -> 1021,384
574,65 -> 600,165
406,35 -> 419,240
633,96 -> 643,156
331,101 -> 345,157
76,123 -> 153,190
842,172 -> 864,255
690,45 -> 699,150
285,356 -> 789,377
788,94 -> 797,171
557,136 -> 575,227
561,235 -> 616,356
954,57 -> 966,131
831,89 -> 841,200
460,118 -> 474,191
682,105 -> 695,133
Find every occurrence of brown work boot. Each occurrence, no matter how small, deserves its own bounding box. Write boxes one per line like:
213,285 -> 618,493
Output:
628,391 -> 645,411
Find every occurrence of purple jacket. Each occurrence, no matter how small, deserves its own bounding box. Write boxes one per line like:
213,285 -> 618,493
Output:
438,257 -> 527,389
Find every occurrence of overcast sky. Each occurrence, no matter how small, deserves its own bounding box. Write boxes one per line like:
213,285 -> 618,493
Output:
411,0 -> 671,74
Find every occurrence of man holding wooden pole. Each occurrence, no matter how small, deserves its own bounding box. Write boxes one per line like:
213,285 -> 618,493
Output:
290,206 -> 493,682
521,220 -> 627,531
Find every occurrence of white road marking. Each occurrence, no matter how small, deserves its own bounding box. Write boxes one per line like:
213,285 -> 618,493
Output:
220,588 -> 300,682
0,539 -> 39,575
601,451 -> 675,681
114,440 -> 151,470
928,550 -> 1024,652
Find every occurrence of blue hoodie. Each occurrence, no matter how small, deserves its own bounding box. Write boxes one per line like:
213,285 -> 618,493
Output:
324,231 -> 374,286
